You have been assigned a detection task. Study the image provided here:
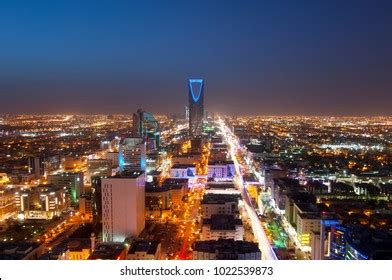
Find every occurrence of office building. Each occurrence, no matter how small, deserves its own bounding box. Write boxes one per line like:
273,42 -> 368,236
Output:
102,172 -> 145,242
15,185 -> 68,220
188,79 -> 204,138
28,155 -> 61,178
28,156 -> 45,178
329,224 -> 392,260
48,172 -> 84,204
118,138 -> 146,173
132,109 -> 160,152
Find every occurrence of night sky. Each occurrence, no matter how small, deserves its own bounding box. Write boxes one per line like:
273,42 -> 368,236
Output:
1,0 -> 392,116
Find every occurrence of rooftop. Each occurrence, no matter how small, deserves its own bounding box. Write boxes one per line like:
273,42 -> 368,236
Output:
171,164 -> 196,168
109,171 -> 145,179
128,240 -> 160,255
202,193 -> 241,205
0,242 -> 41,260
88,243 -> 126,260
203,215 -> 242,231
193,239 -> 260,259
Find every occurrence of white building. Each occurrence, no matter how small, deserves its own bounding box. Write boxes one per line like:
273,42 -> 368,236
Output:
102,171 -> 145,242
201,193 -> 240,219
170,164 -> 196,178
207,161 -> 234,179
119,138 -> 146,173
201,215 -> 244,241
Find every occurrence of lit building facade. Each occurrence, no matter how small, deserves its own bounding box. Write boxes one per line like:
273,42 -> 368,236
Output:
118,138 -> 146,173
207,161 -> 235,179
201,193 -> 240,219
102,172 -> 145,242
15,185 -> 68,219
0,186 -> 16,221
48,172 -> 84,204
201,214 -> 244,241
188,79 -> 204,138
170,164 -> 196,178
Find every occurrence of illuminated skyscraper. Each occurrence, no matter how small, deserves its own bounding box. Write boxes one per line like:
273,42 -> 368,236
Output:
102,171 -> 145,242
188,79 -> 204,138
132,109 -> 160,152
118,138 -> 146,173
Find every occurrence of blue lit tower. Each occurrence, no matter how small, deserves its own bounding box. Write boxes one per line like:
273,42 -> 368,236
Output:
188,79 -> 204,138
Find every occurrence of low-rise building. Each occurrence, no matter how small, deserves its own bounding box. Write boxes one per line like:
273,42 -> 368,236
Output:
201,215 -> 244,241
0,186 -> 16,222
170,164 -> 196,178
193,239 -> 261,260
207,161 -> 234,179
88,243 -> 127,260
127,240 -> 161,260
63,239 -> 92,260
15,185 -> 68,220
201,193 -> 240,219
0,242 -> 45,260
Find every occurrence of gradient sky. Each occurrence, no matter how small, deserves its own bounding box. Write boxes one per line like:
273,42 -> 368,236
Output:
1,0 -> 392,116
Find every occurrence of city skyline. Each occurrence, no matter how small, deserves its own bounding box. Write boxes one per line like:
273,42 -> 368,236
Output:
1,0 -> 392,116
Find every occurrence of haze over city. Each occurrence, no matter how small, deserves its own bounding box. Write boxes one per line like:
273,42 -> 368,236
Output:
1,0 -> 392,115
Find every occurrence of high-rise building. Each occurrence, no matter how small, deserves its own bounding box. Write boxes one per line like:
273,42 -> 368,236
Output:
118,138 -> 146,173
132,109 -> 160,152
47,172 -> 84,204
28,156 -> 44,178
28,155 -> 60,178
188,79 -> 204,138
184,105 -> 189,121
101,172 -> 145,242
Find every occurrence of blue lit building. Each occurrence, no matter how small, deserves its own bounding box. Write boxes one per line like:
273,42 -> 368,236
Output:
329,224 -> 392,260
118,138 -> 146,173
330,225 -> 346,260
188,79 -> 204,138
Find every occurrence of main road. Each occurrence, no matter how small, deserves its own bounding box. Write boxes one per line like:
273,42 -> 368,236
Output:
217,118 -> 278,260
